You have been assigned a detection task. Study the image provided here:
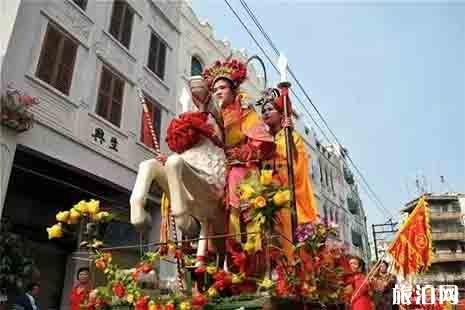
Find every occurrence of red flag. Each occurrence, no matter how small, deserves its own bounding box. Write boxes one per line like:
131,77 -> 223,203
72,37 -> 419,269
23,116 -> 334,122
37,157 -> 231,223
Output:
388,196 -> 432,277
141,111 -> 155,149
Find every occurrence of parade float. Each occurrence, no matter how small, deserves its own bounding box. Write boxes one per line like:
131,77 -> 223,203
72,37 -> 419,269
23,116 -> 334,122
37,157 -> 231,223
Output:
46,56 -> 352,309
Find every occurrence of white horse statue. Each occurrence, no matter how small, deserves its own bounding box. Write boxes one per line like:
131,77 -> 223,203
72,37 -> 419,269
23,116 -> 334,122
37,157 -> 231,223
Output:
130,78 -> 226,265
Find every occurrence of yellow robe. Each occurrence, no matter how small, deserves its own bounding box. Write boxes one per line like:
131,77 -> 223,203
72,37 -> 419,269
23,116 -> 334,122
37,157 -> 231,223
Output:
274,129 -> 318,259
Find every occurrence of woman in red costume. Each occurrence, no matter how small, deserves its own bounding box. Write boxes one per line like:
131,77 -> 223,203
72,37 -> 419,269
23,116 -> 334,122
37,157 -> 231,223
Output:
202,59 -> 274,269
346,256 -> 374,310
70,267 -> 92,310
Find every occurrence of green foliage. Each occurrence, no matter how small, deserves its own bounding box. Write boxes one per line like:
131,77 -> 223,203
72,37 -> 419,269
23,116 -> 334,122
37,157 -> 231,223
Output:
0,219 -> 38,291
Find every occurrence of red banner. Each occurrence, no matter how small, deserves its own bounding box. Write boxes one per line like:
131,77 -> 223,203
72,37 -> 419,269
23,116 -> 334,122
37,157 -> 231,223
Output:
388,197 -> 432,277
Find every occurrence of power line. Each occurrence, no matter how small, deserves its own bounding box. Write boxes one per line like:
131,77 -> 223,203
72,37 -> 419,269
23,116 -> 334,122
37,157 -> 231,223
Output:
237,0 -> 391,216
225,0 -> 393,219
238,0 -> 390,214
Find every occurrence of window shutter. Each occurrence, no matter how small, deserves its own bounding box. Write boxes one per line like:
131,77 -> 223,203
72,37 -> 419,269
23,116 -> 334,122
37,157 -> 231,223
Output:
110,1 -> 124,40
36,26 -> 61,84
156,42 -> 166,79
121,7 -> 133,48
56,37 -> 77,95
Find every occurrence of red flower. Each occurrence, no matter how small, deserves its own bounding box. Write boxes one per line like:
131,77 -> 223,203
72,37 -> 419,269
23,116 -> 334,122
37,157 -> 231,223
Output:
165,304 -> 175,310
132,270 -> 141,281
112,282 -> 125,298
135,296 -> 149,310
212,271 -> 232,291
191,293 -> 208,308
175,249 -> 183,260
195,265 -> 206,276
166,112 -> 216,154
139,262 -> 152,273
231,252 -> 246,272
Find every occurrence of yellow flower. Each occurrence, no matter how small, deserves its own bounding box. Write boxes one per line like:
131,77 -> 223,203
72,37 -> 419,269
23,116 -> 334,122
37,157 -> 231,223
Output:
232,273 -> 244,284
91,240 -> 103,248
95,211 -> 110,222
87,199 -> 100,215
254,213 -> 265,226
68,208 -> 81,224
259,277 -> 273,289
243,238 -> 257,254
254,196 -> 267,208
74,200 -> 88,214
179,301 -> 191,310
260,170 -> 273,186
207,287 -> 218,297
206,266 -> 217,274
46,223 -> 63,239
126,294 -> 134,304
239,184 -> 255,200
56,211 -> 70,223
273,190 -> 291,206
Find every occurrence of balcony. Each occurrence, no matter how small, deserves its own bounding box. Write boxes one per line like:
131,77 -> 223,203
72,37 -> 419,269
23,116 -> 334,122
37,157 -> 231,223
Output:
432,252 -> 465,263
430,211 -> 463,221
432,231 -> 465,240
417,273 -> 465,284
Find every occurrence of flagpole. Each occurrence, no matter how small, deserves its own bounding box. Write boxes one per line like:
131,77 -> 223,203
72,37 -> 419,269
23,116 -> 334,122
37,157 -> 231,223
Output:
351,195 -> 430,304
277,53 -> 298,243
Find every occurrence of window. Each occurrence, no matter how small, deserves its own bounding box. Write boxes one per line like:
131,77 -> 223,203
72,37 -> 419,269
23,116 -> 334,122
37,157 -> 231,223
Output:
319,160 -> 324,186
140,96 -> 162,148
96,66 -> 125,126
191,56 -> 203,76
109,0 -> 134,49
72,0 -> 87,10
36,23 -> 77,95
147,33 -> 167,79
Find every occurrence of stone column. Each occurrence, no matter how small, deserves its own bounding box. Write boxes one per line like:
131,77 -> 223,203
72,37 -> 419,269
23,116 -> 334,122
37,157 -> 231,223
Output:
0,127 -> 18,218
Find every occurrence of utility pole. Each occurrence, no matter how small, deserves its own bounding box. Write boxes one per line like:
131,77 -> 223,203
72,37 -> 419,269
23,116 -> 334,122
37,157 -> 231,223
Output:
372,219 -> 398,260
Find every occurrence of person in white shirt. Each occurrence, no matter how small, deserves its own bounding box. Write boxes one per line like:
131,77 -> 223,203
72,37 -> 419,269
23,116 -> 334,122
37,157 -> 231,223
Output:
13,282 -> 40,310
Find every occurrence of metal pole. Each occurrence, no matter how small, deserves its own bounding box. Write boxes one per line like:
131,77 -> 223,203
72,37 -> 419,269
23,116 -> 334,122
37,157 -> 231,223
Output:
278,81 -> 298,243
372,224 -> 379,260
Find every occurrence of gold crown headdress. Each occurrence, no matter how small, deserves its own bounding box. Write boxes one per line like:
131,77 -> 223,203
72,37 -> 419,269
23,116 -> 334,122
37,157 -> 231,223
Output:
202,59 -> 248,89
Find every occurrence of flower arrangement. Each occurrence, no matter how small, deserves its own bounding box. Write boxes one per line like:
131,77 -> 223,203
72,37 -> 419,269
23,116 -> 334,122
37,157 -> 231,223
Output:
46,199 -> 111,249
0,84 -> 39,132
271,221 -> 347,304
237,170 -> 290,254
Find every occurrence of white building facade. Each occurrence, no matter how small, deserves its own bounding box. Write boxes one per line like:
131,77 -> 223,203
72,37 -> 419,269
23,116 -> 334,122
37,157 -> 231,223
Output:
1,0 -> 181,308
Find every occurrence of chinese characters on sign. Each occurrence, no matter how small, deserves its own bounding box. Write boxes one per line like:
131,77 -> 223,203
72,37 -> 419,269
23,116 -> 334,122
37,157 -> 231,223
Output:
393,284 -> 458,305
91,127 -> 119,152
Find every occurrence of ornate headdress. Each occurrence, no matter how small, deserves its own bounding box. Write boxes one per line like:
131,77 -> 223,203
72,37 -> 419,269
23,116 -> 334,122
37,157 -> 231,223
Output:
202,59 -> 247,89
259,87 -> 292,115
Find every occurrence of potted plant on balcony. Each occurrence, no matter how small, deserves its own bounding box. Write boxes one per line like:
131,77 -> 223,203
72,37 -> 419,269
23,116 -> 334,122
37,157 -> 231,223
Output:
0,84 -> 39,132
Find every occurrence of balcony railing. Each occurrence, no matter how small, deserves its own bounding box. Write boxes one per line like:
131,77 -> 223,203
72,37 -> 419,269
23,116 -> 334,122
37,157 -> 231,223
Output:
417,273 -> 465,284
432,231 -> 465,240
430,211 -> 463,221
432,252 -> 465,263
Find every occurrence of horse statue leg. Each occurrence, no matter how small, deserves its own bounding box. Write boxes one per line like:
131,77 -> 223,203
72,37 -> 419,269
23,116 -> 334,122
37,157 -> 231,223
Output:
164,154 -> 201,238
130,158 -> 169,230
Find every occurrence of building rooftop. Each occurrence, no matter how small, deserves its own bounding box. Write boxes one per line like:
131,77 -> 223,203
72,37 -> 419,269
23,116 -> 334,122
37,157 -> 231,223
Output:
402,192 -> 465,212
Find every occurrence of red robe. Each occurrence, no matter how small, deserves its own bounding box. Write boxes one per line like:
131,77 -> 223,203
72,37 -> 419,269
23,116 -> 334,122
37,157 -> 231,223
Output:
70,284 -> 91,310
347,273 -> 374,310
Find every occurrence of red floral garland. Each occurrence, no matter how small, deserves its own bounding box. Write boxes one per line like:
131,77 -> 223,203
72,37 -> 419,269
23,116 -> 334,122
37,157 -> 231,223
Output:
166,112 -> 217,154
